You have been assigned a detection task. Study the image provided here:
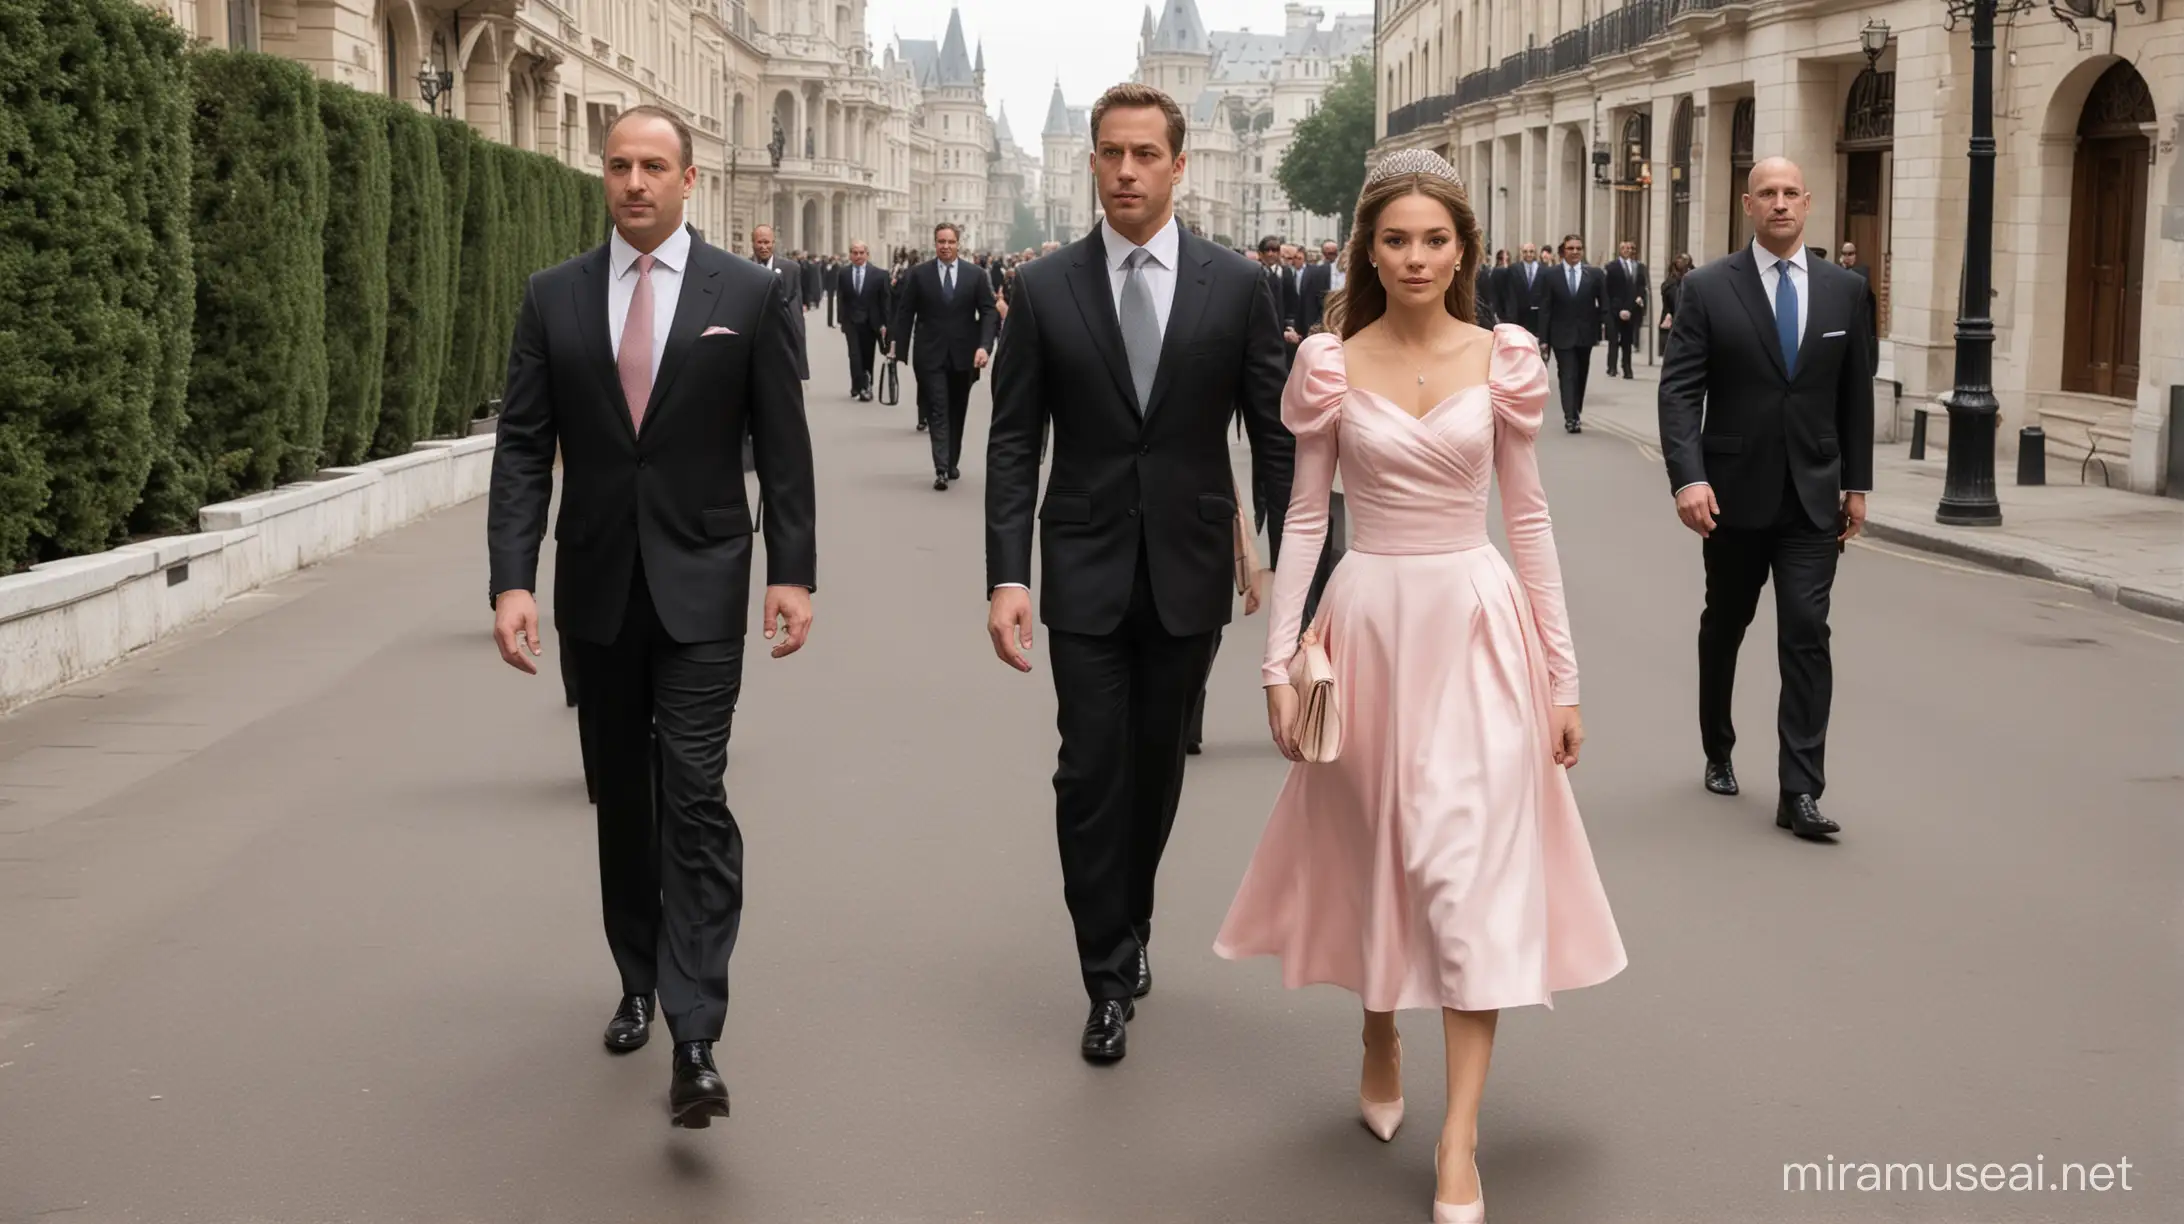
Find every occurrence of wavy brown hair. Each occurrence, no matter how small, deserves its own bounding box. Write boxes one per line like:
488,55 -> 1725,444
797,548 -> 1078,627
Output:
1322,169 -> 1485,340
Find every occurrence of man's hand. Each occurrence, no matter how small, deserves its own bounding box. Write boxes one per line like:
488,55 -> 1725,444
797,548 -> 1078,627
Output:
973,347 -> 989,370
1550,704 -> 1585,769
995,295 -> 1010,319
1283,326 -> 1301,345
761,586 -> 813,658
888,344 -> 900,362
987,586 -> 1035,673
1619,309 -> 1632,322
1675,483 -> 1719,538
493,590 -> 542,675
1839,491 -> 1867,544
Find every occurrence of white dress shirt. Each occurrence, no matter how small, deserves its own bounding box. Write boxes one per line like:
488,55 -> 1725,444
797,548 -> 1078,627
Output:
1329,262 -> 1346,293
608,224 -> 689,377
1101,215 -> 1180,339
937,258 -> 962,296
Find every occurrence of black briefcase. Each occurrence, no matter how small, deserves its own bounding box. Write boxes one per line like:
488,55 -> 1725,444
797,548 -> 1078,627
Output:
878,359 -> 900,406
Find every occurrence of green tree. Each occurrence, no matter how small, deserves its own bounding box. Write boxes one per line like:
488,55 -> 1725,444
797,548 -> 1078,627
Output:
318,84 -> 392,467
372,99 -> 449,458
429,119 -> 473,437
0,0 -> 193,567
1276,54 -> 1374,237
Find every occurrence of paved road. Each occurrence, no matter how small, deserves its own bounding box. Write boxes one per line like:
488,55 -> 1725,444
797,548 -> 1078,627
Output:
1,315 -> 2176,1223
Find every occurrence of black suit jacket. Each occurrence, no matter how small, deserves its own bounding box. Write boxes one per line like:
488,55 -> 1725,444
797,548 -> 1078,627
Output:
890,259 -> 998,374
1500,260 -> 1550,341
987,224 -> 1295,637
1297,262 -> 1335,334
837,261 -> 891,329
1604,257 -> 1650,320
1543,261 -> 1606,350
1658,246 -> 1876,531
1262,264 -> 1301,329
488,238 -> 817,645
750,252 -> 810,379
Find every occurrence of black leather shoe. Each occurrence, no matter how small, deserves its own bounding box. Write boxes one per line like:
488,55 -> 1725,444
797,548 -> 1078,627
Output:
669,1041 -> 731,1128
1081,999 -> 1133,1064
603,994 -> 653,1052
1704,760 -> 1739,796
1776,794 -> 1841,841
916,420 -> 927,431
1185,741 -> 1202,755
933,472 -> 949,490
948,466 -> 961,481
1132,947 -> 1152,999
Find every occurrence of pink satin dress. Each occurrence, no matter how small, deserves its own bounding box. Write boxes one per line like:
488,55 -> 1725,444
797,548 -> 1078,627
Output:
1213,326 -> 1627,1012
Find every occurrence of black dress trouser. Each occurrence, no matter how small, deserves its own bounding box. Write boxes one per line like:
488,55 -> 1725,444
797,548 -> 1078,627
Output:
1607,317 -> 1639,375
565,557 -> 747,1042
1554,344 -> 1593,424
919,363 -> 975,474
1698,477 -> 1840,798
1048,546 -> 1220,1001
843,320 -> 878,395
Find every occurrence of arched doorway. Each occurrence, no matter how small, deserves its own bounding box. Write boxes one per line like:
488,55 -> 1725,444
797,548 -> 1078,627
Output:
801,197 -> 820,254
1726,97 -> 1755,252
1668,97 -> 1693,261
1840,66 -> 1894,338
1613,109 -> 1652,260
2062,62 -> 2153,397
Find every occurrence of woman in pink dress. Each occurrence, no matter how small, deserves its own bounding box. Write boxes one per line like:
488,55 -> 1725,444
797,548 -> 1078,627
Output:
1214,149 -> 1626,1222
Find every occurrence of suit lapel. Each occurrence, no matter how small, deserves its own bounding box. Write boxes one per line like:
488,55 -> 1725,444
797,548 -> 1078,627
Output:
1726,247 -> 1790,383
1144,230 -> 1213,421
1064,232 -> 1140,414
574,245 -> 637,444
642,241 -> 722,431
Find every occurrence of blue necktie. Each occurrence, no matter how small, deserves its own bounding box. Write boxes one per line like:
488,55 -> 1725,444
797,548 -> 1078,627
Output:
1775,259 -> 1800,378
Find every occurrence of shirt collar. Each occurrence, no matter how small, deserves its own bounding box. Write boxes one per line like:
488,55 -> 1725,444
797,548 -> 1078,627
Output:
612,224 -> 691,278
1752,239 -> 1807,274
1101,215 -> 1180,273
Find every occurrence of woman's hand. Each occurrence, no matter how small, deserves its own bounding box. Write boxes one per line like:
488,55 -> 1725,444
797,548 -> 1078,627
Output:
1266,683 -> 1301,761
1550,704 -> 1584,769
1242,568 -> 1267,616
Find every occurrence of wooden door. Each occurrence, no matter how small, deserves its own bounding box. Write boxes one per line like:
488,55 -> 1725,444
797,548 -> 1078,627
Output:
2063,136 -> 2148,396
1844,151 -> 1888,337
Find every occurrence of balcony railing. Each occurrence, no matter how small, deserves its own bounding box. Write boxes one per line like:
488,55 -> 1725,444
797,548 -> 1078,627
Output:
1384,0 -> 1749,138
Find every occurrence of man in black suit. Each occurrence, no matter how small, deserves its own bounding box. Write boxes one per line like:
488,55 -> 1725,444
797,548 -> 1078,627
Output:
838,240 -> 890,401
1603,239 -> 1649,378
1296,238 -> 1346,335
747,224 -> 809,381
890,221 -> 999,488
1840,241 -> 1880,369
487,106 -> 816,1127
1499,242 -> 1549,344
1256,236 -> 1300,337
986,83 -> 1291,1063
1658,156 -> 1873,842
1543,233 -> 1605,432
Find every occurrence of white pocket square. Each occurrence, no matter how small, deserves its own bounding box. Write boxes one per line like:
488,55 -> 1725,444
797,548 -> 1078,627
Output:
701,326 -> 738,337
1822,330 -> 1847,338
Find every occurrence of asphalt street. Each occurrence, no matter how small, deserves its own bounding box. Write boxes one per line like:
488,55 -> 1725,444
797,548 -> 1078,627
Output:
1,314 -> 2177,1223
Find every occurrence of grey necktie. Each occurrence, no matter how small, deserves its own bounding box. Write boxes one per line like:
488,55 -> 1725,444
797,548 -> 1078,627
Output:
1120,247 -> 1161,412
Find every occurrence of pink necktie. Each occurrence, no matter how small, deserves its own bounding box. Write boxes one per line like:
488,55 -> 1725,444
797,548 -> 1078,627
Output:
618,252 -> 656,431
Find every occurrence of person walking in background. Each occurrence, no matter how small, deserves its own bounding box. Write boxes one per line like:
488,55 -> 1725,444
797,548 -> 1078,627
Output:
986,82 -> 1291,1066
1658,252 -> 1694,353
1217,148 -> 1623,1223
1499,242 -> 1548,347
487,105 -> 817,1130
1542,234 -> 1604,432
838,241 -> 890,402
1603,240 -> 1648,378
890,222 -> 997,489
1657,157 -> 1874,842
747,224 -> 808,382
1297,238 -> 1346,336
1840,241 -> 1880,369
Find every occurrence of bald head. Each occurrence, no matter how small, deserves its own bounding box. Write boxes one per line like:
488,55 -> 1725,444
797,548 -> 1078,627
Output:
1743,157 -> 1811,256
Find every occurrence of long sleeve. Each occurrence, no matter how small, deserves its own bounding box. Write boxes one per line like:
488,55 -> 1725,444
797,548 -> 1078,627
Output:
1657,272 -> 1713,492
985,268 -> 1047,592
486,274 -> 556,602
750,271 -> 817,589
1260,334 -> 1344,687
1489,327 -> 1579,706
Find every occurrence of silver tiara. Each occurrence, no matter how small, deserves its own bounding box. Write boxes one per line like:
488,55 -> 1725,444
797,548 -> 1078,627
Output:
1365,147 -> 1464,189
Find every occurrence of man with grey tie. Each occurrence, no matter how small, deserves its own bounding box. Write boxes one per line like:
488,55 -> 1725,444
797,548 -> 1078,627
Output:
985,83 -> 1291,1065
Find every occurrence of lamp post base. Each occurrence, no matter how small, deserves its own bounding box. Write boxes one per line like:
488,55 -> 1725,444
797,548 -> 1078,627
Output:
1936,390 -> 2004,526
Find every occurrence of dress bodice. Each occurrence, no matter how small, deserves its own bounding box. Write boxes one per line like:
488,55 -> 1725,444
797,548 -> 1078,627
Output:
1261,325 -> 1579,705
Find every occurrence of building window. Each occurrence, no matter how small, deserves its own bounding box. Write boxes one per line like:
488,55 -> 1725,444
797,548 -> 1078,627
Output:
228,0 -> 258,49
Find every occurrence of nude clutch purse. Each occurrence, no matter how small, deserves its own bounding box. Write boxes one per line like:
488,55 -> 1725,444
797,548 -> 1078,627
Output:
1287,624 -> 1342,763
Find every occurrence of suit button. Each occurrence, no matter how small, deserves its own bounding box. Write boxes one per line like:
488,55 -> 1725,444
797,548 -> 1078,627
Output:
1139,445 -> 1151,456
1127,508 -> 1139,517
637,458 -> 647,469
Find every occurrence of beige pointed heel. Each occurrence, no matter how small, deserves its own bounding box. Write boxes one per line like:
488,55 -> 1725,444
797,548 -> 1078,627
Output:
1431,1143 -> 1484,1224
1359,1035 -> 1403,1141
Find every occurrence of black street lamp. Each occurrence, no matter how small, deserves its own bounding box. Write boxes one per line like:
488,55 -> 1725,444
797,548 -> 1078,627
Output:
417,33 -> 454,117
1932,0 -> 2035,526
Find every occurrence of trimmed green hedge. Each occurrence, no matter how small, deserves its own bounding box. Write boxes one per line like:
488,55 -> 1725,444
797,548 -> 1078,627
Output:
319,84 -> 391,468
0,0 -> 193,566
0,11 -> 606,572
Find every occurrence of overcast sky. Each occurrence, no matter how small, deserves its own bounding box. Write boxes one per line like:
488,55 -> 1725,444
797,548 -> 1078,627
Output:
862,0 -> 1375,149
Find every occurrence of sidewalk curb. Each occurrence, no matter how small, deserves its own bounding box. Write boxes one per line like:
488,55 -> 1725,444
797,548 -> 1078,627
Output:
1580,411 -> 2184,624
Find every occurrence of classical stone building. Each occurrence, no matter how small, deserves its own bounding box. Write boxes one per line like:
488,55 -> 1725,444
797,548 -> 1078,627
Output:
1043,83 -> 1098,242
1135,0 -> 1373,246
1373,0 -> 2181,495
133,2 -> 1033,263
